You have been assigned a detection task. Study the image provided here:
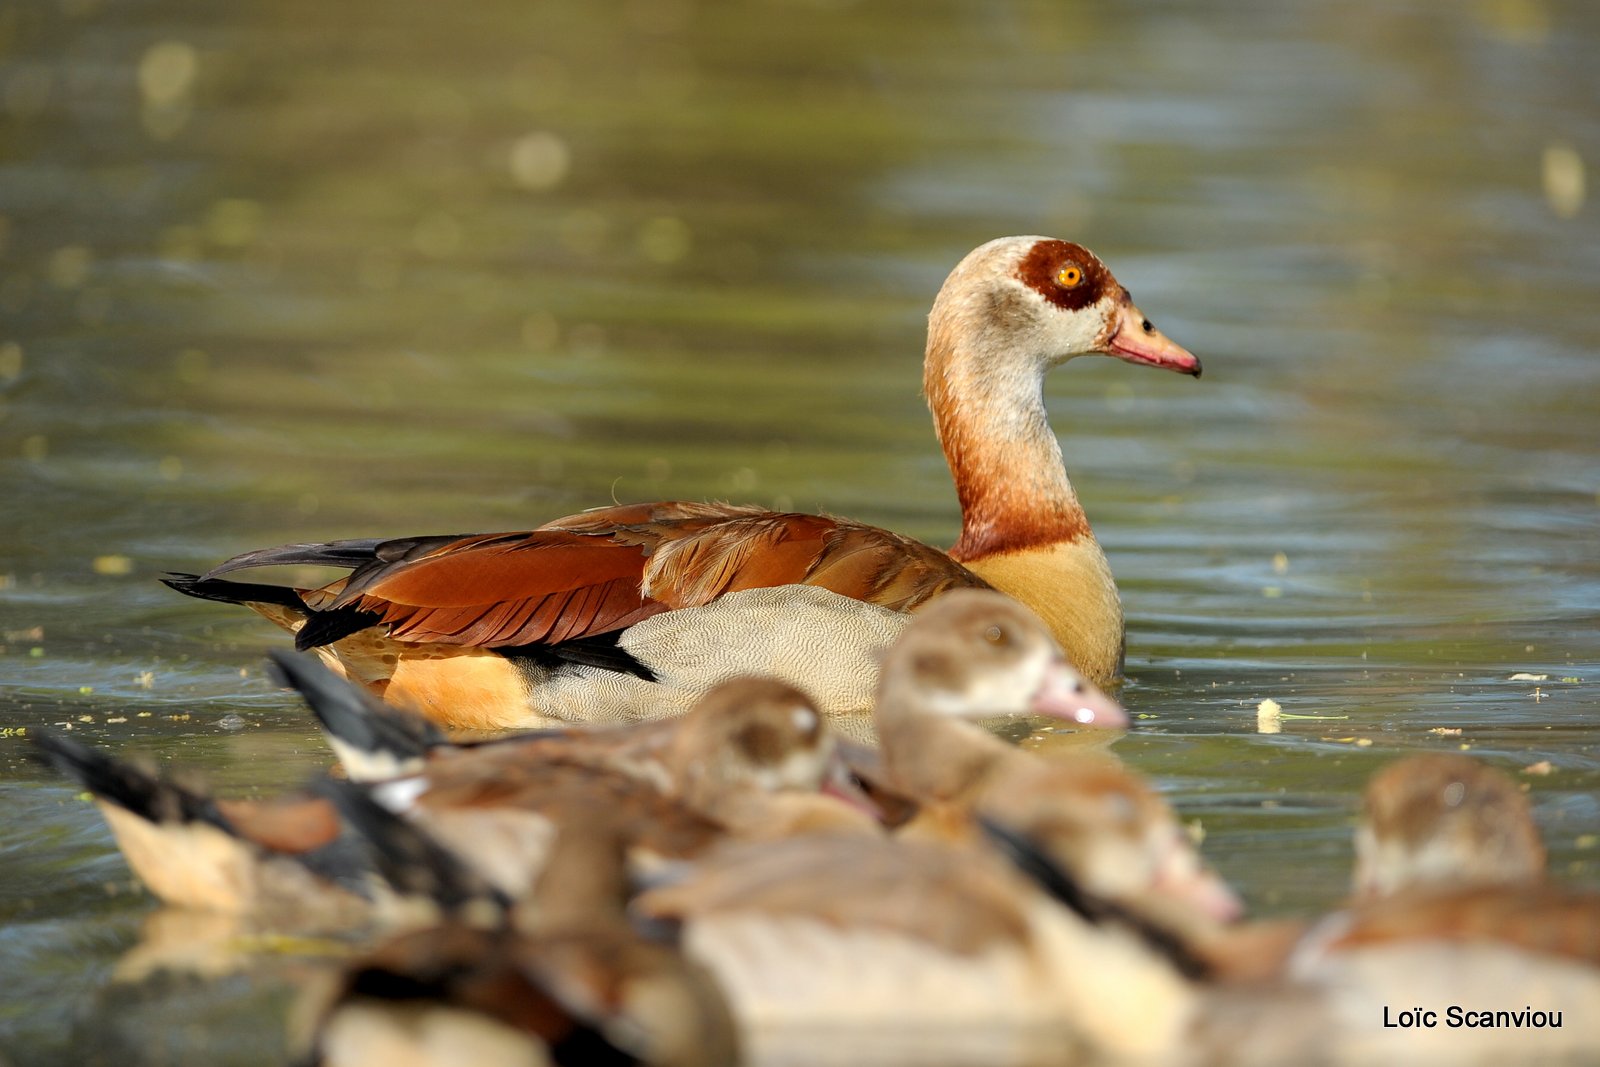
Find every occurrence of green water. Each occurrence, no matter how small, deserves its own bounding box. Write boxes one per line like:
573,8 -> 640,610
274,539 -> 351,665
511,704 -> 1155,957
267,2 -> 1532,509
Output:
2,0 -> 1597,1062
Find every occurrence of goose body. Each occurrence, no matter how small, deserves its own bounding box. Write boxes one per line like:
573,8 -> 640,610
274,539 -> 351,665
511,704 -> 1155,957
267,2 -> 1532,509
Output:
306,817 -> 739,1067
29,730 -> 381,927
638,757 -> 1600,1067
625,592 -> 1230,1064
635,833 -> 1174,1067
31,668 -> 877,920
633,760 -> 1232,1065
167,238 -> 1199,728
1205,755 -> 1599,1062
354,674 -> 881,897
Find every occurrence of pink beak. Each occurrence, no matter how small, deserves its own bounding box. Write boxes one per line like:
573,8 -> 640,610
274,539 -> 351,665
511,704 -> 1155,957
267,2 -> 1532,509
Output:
1030,658 -> 1129,729
821,757 -> 886,822
1154,838 -> 1245,923
1101,300 -> 1202,377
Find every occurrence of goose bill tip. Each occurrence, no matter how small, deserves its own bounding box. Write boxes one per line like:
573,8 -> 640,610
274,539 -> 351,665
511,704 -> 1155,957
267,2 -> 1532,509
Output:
1102,302 -> 1201,377
1031,662 -> 1128,730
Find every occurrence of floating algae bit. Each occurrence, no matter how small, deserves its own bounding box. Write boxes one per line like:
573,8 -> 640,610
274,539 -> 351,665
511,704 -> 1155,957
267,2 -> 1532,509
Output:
1255,698 -> 1349,735
1256,699 -> 1282,734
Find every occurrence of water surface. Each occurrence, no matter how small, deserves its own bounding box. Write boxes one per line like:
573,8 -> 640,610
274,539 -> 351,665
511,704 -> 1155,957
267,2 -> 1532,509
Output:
2,0 -> 1598,1062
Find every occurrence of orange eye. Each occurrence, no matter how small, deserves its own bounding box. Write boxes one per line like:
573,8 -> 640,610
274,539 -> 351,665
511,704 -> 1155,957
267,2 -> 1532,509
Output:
1056,264 -> 1084,288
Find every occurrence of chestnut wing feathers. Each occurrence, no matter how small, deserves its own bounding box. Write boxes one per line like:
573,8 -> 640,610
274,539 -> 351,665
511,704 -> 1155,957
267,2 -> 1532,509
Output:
203,502 -> 988,651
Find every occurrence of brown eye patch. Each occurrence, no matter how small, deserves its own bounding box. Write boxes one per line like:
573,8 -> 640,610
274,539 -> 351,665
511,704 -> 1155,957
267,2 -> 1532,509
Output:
1015,239 -> 1112,312
733,720 -> 790,765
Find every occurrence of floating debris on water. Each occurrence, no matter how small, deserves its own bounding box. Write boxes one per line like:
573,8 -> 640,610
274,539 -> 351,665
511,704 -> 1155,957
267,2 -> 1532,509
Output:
1256,698 -> 1281,733
1542,141 -> 1586,219
1257,699 -> 1349,734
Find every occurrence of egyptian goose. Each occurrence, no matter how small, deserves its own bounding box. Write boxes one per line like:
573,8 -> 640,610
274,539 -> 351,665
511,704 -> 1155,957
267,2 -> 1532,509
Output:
273,647 -> 875,831
165,237 -> 1199,729
304,814 -> 739,1067
29,730 -> 375,926
1281,873 -> 1600,1064
1280,751 -> 1593,991
280,646 -> 883,847
32,668 -> 877,919
839,590 -> 1239,922
351,673 -> 882,898
863,589 -> 1127,808
637,813 -> 1600,1066
973,759 -> 1241,925
1190,756 -> 1596,1060
1352,751 -> 1546,900
633,774 -> 1240,1066
1160,754 -> 1567,987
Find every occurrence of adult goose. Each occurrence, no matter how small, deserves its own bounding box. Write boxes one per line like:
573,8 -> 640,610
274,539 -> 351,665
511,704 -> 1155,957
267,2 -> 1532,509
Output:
167,238 -> 1199,728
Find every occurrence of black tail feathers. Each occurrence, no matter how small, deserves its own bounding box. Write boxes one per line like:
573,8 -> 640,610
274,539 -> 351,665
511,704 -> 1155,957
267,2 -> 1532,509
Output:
163,573 -> 381,650
267,650 -> 443,765
30,729 -> 228,831
162,572 -> 307,612
316,779 -> 510,918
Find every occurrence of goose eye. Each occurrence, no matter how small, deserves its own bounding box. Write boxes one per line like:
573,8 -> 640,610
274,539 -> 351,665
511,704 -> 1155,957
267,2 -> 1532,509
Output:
983,624 -> 1011,647
1056,264 -> 1084,288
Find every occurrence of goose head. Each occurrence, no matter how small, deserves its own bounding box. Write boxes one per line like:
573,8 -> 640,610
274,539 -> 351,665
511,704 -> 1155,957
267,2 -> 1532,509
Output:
927,236 -> 1200,386
1353,753 -> 1546,900
925,238 -> 1200,569
980,758 -> 1243,923
667,676 -> 850,805
878,589 -> 1127,730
